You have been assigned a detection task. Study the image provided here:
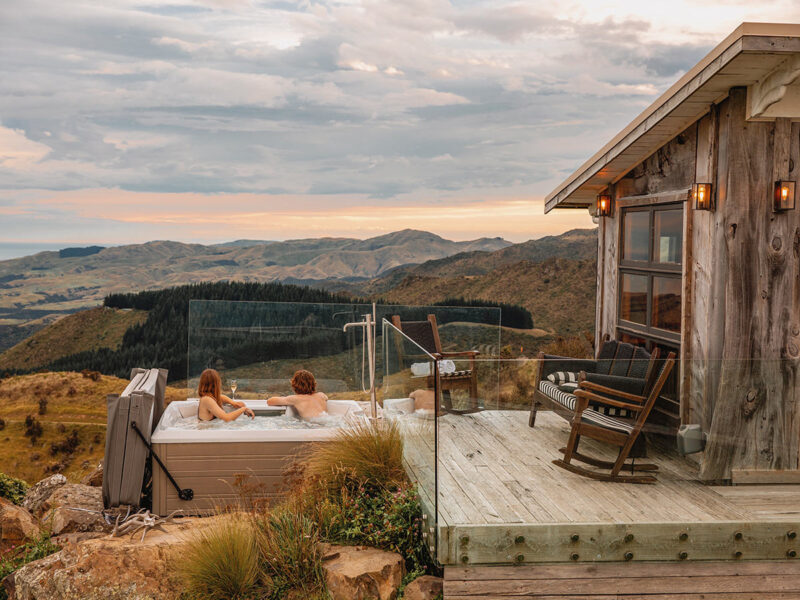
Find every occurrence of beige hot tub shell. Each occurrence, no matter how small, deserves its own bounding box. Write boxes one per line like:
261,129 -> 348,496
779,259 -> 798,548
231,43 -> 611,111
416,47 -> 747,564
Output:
151,399 -> 361,516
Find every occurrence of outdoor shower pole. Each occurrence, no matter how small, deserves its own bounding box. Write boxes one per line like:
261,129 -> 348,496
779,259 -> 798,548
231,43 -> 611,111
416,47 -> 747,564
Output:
365,304 -> 377,420
370,302 -> 377,420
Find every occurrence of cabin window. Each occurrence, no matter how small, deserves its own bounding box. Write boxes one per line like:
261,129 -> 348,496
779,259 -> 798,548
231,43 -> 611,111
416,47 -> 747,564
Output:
618,204 -> 683,343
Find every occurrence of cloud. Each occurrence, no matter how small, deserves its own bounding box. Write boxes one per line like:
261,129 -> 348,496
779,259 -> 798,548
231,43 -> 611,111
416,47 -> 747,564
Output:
0,126 -> 52,168
3,0 -> 800,243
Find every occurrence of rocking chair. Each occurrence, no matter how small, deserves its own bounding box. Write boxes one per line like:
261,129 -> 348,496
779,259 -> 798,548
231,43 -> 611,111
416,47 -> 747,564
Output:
553,352 -> 676,484
390,314 -> 480,413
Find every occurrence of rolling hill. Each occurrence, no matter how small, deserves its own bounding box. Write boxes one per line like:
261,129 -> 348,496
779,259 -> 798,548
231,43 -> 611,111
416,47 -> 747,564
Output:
0,371 -> 186,484
373,257 -> 597,336
0,307 -> 147,372
0,230 -> 510,351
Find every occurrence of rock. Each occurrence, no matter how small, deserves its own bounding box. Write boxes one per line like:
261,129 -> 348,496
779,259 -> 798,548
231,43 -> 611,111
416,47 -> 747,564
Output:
80,464 -> 103,487
22,475 -> 66,515
38,484 -> 106,535
322,545 -> 405,600
0,498 -> 40,552
3,518 -> 211,600
403,575 -> 443,600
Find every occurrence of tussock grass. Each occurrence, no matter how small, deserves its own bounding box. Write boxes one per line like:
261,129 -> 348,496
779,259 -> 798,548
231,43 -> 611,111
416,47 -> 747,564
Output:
255,505 -> 324,594
177,515 -> 264,600
303,418 -> 405,493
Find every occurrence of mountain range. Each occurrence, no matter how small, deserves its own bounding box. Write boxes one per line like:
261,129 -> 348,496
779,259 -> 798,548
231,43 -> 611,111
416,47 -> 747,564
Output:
0,230 -> 509,351
0,228 -> 597,354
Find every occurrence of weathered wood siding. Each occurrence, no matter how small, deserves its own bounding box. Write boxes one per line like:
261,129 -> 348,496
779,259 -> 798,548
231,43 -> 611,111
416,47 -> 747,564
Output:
685,109 -> 723,431
444,561 -> 800,599
700,88 -> 800,480
595,205 -> 618,342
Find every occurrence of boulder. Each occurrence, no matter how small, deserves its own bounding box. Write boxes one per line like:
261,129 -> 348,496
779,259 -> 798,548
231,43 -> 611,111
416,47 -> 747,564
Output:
3,517 -> 210,600
22,475 -> 66,515
403,575 -> 443,600
0,498 -> 40,552
322,545 -> 405,600
80,464 -> 103,487
38,484 -> 106,535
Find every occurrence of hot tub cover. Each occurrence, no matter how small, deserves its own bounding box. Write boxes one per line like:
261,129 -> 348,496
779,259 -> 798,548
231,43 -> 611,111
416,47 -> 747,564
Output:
103,367 -> 167,508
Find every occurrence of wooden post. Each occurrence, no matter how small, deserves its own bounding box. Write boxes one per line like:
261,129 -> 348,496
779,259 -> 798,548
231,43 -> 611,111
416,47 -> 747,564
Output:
686,108 -> 719,429
700,89 -> 800,480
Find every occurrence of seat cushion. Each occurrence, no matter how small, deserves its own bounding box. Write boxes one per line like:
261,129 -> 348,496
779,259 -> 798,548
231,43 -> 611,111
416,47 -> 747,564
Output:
610,343 -> 635,376
539,380 -> 577,411
581,409 -> 634,434
546,371 -> 578,385
595,340 -> 619,375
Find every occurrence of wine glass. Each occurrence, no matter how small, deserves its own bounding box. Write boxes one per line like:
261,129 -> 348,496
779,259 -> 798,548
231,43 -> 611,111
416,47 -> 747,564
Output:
230,379 -> 238,400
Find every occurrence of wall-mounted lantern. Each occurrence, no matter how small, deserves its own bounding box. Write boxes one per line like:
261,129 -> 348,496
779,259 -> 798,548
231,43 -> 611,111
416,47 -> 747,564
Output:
596,193 -> 613,218
691,183 -> 714,211
774,180 -> 796,212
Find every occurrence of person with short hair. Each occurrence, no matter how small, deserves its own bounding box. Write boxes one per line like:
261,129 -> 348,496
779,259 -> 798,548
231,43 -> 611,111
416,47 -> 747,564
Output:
267,369 -> 328,418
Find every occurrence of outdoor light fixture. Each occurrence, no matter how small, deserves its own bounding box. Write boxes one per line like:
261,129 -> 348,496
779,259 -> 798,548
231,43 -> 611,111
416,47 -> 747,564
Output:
774,180 -> 796,212
691,183 -> 714,211
596,193 -> 613,217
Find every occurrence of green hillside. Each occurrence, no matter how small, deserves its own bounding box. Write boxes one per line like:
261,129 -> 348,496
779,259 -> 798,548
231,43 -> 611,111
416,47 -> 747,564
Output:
0,307 -> 147,372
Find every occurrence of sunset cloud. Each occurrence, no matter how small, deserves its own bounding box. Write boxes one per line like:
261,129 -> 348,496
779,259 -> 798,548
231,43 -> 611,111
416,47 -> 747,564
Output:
1,0 -> 800,244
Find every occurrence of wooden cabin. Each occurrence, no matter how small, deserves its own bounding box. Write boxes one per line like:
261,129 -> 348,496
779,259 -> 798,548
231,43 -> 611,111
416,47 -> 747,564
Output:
545,22 -> 800,484
399,23 -> 800,599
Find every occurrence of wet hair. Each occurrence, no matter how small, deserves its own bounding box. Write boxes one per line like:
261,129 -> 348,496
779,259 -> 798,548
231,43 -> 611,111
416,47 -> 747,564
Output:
291,370 -> 316,395
198,369 -> 222,405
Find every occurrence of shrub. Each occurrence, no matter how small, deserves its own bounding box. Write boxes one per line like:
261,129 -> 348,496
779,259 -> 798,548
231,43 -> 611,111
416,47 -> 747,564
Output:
303,419 -> 405,495
0,532 -> 59,600
255,506 -> 324,595
37,398 -> 47,416
0,473 -> 28,505
541,333 -> 593,359
336,483 -> 428,573
80,370 -> 101,381
50,429 -> 79,456
177,515 -> 264,600
23,416 -> 42,446
0,418 -> 5,431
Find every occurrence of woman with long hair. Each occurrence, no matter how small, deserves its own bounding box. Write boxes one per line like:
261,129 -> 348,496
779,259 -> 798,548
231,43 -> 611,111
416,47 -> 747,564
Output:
197,368 -> 254,422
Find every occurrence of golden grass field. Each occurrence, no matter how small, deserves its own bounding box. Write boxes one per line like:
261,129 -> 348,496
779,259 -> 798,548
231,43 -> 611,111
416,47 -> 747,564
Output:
0,371 -> 186,485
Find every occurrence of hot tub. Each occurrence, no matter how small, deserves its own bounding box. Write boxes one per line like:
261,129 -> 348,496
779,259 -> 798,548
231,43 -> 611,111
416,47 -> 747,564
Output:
151,399 -> 363,516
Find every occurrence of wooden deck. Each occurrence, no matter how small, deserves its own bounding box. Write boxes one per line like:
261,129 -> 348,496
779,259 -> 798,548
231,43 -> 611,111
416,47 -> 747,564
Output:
401,410 -> 800,566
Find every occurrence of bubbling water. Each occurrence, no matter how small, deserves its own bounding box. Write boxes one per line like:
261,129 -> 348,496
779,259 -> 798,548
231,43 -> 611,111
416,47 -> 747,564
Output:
167,413 -> 345,431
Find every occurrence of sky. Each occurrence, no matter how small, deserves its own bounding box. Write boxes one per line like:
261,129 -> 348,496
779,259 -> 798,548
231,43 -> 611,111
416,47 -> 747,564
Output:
2,1 -> 800,248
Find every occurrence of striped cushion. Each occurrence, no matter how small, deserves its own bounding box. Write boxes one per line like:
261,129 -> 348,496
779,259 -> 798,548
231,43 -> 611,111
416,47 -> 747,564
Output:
581,409 -> 634,434
558,382 -> 579,393
441,370 -> 471,378
595,403 -> 636,418
547,371 -> 578,385
539,380 -> 576,411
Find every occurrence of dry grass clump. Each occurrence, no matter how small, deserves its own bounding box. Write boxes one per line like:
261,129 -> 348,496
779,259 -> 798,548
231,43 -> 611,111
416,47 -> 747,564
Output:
541,332 -> 594,359
303,419 -> 406,494
177,515 -> 265,600
254,506 -> 324,594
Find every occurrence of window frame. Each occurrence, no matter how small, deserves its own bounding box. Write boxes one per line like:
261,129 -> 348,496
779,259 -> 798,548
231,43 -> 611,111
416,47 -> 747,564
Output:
617,202 -> 684,344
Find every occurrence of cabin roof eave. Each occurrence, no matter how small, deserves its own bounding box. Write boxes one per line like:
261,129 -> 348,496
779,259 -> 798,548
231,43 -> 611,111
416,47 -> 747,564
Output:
544,22 -> 800,213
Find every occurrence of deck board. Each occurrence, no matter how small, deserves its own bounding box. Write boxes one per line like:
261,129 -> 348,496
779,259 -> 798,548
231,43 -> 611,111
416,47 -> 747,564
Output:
398,410 -> 800,565
434,410 -> 768,527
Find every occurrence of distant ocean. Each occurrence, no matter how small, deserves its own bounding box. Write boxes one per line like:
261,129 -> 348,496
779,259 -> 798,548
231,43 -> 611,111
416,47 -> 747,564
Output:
0,242 -> 91,261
